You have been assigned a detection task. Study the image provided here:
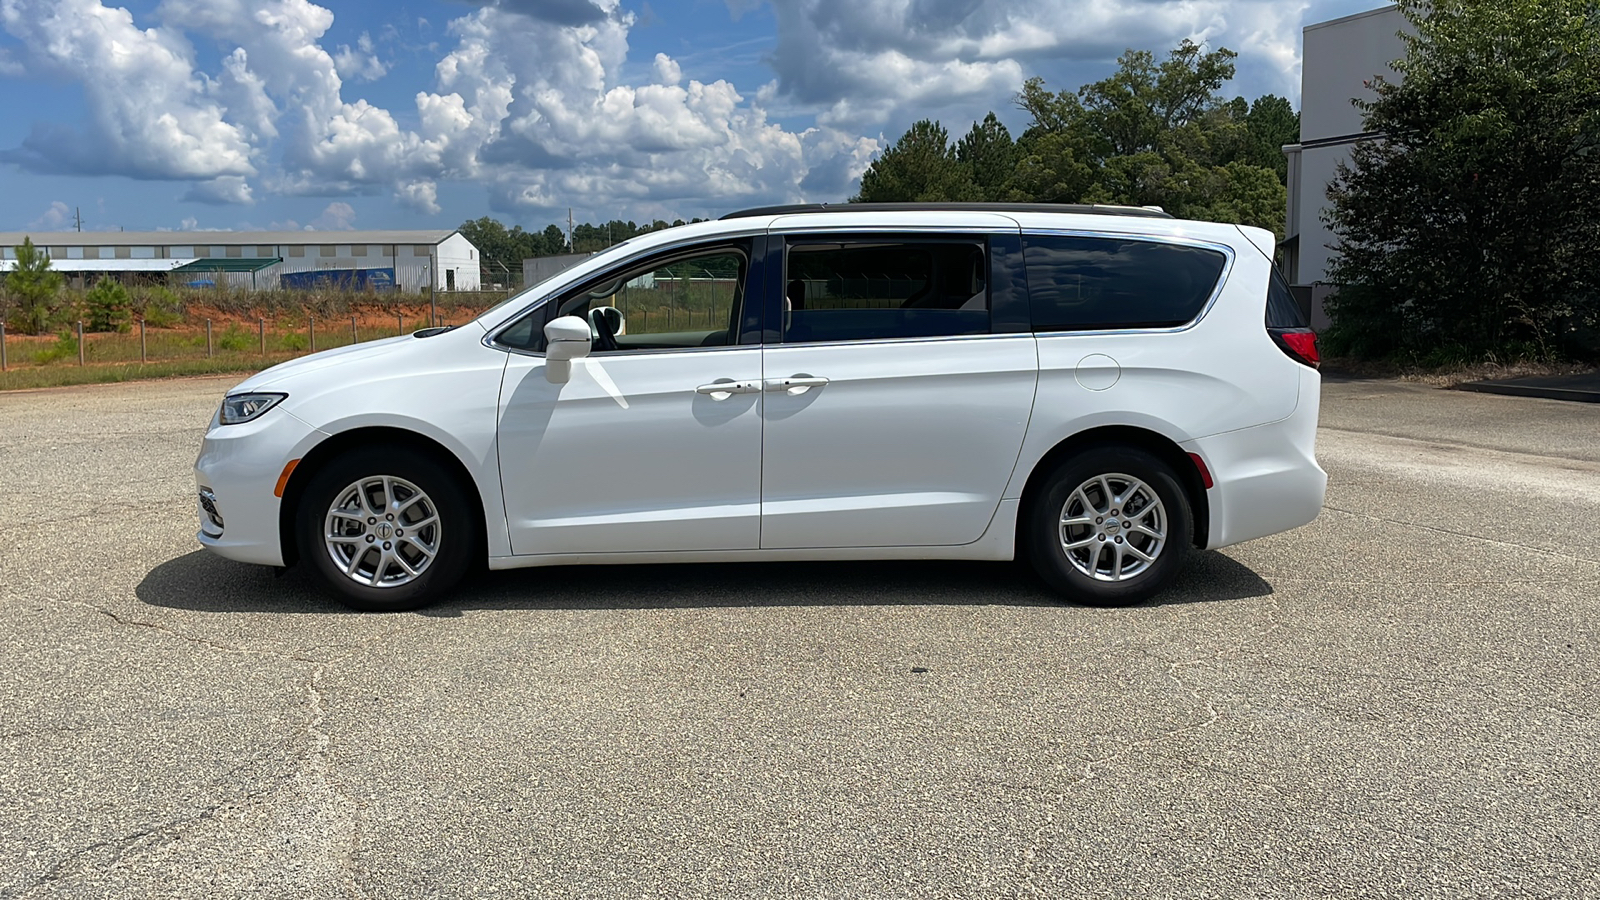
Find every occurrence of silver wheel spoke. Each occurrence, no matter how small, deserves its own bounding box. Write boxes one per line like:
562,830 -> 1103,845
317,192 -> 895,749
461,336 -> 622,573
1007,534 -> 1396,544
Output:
1059,472 -> 1167,582
323,474 -> 441,589
1072,486 -> 1100,516
400,537 -> 437,558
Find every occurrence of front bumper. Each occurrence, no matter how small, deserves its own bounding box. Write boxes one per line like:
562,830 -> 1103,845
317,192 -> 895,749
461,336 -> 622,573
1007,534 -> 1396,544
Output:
194,407 -> 327,566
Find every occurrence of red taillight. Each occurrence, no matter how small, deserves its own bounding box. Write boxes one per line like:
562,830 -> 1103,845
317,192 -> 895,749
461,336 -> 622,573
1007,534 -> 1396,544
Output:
1187,452 -> 1214,490
1272,329 -> 1320,369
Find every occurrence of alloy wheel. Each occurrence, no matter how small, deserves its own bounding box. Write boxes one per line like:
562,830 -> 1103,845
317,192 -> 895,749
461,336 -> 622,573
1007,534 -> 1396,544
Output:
323,475 -> 442,588
1058,473 -> 1167,582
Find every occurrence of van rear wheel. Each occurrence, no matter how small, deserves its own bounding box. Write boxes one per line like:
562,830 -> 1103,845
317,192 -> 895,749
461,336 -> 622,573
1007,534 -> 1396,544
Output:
1027,446 -> 1192,606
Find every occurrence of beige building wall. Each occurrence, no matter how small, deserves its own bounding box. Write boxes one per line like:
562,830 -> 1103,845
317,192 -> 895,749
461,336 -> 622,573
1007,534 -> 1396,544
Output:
1283,5 -> 1410,328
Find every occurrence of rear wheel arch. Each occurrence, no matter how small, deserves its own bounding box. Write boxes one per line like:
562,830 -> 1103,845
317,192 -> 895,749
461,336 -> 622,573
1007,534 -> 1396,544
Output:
1015,425 -> 1210,557
278,426 -> 488,569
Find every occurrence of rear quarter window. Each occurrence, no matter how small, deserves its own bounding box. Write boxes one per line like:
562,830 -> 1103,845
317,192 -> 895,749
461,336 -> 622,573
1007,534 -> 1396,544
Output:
1023,234 -> 1229,332
1266,266 -> 1309,328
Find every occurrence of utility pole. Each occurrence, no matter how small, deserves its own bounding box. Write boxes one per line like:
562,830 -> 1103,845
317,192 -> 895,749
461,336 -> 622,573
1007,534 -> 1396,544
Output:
567,208 -> 574,254
74,207 -> 82,232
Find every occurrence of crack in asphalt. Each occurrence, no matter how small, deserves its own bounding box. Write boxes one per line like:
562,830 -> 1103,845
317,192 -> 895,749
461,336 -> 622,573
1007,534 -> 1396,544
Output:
1321,505 -> 1600,568
21,752 -> 289,897
92,605 -> 324,664
0,500 -> 193,539
17,602 -> 430,896
1318,425 -> 1600,471
304,663 -> 372,900
1013,592 -> 1287,889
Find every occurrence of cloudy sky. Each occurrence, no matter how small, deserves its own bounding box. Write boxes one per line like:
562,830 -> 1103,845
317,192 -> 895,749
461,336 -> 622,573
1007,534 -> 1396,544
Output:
0,0 -> 1387,234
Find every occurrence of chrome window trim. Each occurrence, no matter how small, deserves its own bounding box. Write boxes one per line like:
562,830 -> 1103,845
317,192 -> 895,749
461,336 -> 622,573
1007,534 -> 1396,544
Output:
1021,229 -> 1237,336
497,342 -> 758,361
765,331 -> 1034,351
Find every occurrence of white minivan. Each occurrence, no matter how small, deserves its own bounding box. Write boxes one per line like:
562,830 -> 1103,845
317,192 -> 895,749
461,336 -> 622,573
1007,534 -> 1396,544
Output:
195,204 -> 1326,611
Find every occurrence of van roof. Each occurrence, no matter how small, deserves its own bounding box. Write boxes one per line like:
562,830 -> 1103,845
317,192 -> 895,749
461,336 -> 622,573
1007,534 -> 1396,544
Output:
721,202 -> 1174,220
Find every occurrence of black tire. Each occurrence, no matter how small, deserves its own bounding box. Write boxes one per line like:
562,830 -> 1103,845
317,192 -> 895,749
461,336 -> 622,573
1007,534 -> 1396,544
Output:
296,446 -> 477,612
1026,445 -> 1192,607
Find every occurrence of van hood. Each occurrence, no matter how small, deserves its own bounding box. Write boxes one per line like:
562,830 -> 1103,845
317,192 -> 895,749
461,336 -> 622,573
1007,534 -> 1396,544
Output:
226,322 -> 484,394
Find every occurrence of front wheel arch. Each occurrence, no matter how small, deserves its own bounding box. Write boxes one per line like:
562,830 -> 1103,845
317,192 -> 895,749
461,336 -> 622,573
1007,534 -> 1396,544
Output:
278,426 -> 488,571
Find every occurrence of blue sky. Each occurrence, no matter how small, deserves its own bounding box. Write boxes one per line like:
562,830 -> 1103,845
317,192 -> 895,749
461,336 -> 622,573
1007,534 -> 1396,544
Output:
0,0 -> 1389,235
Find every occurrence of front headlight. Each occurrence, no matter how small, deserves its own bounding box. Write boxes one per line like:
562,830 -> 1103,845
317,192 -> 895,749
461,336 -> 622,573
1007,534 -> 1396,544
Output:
220,392 -> 287,425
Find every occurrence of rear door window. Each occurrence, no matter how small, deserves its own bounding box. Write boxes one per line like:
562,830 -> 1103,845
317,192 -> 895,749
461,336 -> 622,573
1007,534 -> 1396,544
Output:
1023,235 -> 1228,332
781,238 -> 990,343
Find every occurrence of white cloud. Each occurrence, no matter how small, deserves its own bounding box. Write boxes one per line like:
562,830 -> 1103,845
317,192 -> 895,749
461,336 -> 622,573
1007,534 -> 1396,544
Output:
182,176 -> 256,205
28,201 -> 74,230
309,201 -> 358,230
334,31 -> 389,82
419,2 -> 863,215
395,181 -> 441,215
652,52 -> 682,86
0,0 -> 255,180
765,0 -> 1310,130
0,0 -> 1313,223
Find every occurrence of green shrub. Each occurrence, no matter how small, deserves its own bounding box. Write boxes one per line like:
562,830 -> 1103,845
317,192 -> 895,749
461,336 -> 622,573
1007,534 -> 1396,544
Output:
279,332 -> 308,352
217,322 -> 253,352
33,332 -> 79,365
84,277 -> 133,333
135,286 -> 184,328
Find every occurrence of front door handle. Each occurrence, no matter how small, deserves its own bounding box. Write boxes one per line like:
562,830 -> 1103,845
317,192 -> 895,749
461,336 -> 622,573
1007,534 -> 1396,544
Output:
695,380 -> 760,399
764,375 -> 829,395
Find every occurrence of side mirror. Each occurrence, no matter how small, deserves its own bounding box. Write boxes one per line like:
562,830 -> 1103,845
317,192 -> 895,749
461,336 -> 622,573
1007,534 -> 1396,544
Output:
544,315 -> 592,384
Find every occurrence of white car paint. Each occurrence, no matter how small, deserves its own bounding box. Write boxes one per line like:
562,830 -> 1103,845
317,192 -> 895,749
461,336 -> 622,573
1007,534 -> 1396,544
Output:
194,207 -> 1325,591
759,335 -> 1037,548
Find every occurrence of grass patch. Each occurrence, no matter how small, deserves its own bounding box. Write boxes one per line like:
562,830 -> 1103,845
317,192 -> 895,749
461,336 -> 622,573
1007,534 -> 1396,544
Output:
1322,355 -> 1596,387
0,357 -> 284,391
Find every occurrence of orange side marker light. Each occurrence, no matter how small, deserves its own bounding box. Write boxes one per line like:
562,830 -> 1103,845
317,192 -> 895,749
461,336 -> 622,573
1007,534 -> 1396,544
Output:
274,458 -> 301,498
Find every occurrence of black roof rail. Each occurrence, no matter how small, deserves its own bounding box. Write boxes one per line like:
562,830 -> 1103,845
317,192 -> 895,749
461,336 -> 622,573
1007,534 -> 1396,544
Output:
719,202 -> 1174,220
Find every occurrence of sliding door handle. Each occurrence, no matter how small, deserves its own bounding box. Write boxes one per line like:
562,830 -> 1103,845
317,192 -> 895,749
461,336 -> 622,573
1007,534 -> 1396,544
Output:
764,375 -> 829,394
695,380 -> 760,398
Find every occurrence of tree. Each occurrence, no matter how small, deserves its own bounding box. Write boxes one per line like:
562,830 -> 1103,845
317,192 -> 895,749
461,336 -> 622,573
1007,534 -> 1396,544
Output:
540,225 -> 569,256
84,276 -> 132,333
1077,41 -> 1240,159
3,237 -> 63,335
1322,0 -> 1600,361
1069,41 -> 1286,230
956,113 -> 1019,200
854,119 -> 979,202
1011,78 -> 1097,203
1245,95 -> 1300,183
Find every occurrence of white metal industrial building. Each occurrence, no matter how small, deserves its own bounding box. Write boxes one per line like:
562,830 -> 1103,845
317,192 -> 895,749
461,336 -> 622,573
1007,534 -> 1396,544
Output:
1282,4 -> 1410,328
0,229 -> 481,292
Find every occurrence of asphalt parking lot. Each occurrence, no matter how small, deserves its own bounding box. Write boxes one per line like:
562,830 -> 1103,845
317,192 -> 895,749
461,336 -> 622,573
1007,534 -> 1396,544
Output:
1,374 -> 1596,898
